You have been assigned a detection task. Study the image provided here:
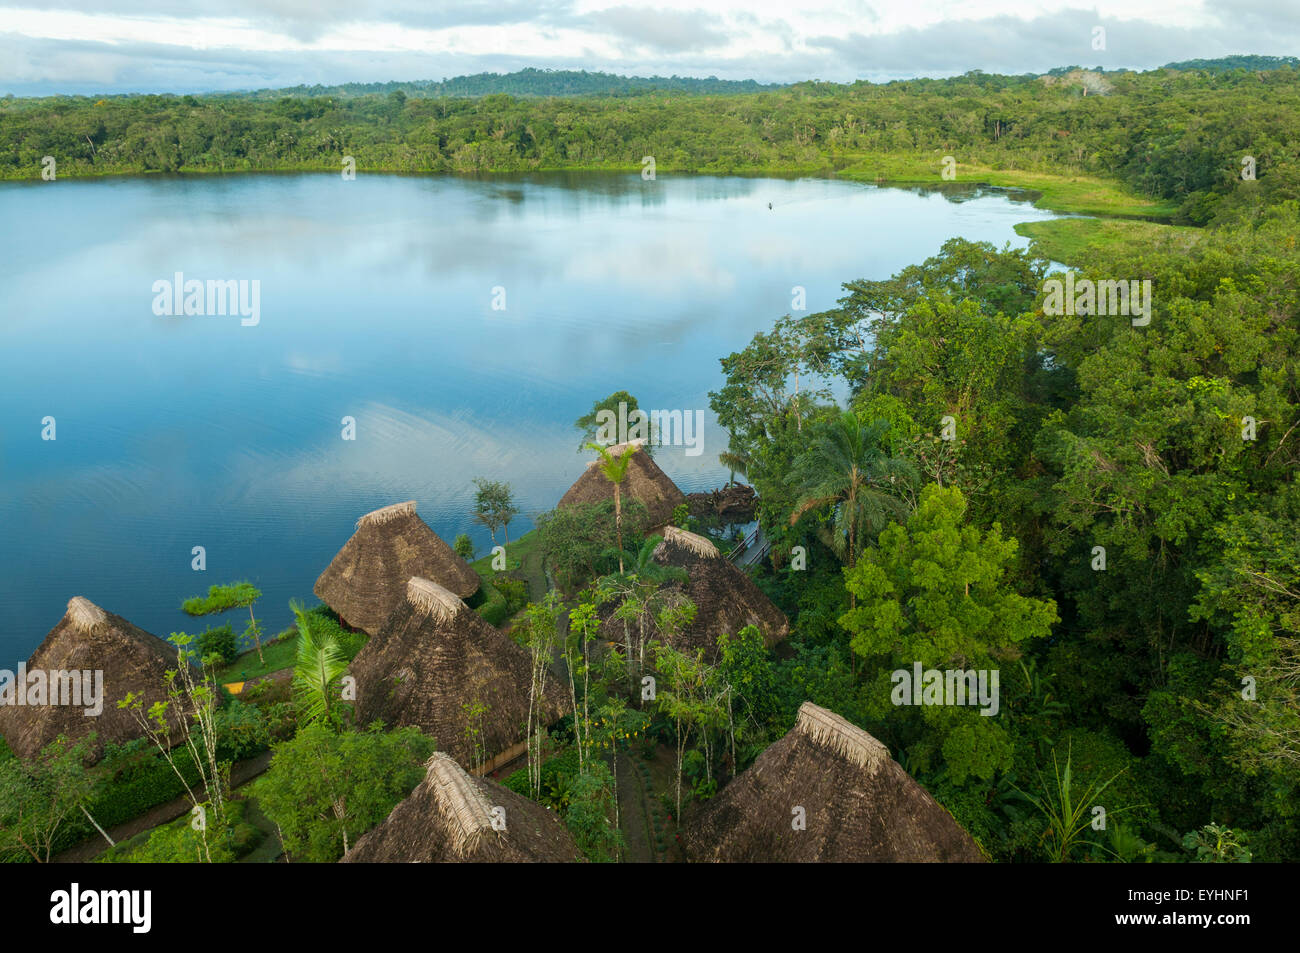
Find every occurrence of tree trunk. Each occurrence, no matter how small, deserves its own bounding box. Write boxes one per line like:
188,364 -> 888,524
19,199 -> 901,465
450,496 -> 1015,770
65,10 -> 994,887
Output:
80,804 -> 115,848
615,485 -> 625,574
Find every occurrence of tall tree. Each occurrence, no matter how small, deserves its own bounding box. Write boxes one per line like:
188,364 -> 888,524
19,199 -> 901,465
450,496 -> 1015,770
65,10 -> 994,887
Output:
841,484 -> 1059,783
787,411 -> 914,576
472,478 -> 520,545
585,441 -> 639,573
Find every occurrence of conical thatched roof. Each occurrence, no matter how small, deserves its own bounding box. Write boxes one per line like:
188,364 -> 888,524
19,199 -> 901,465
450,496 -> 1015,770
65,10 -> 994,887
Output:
0,597 -> 181,763
314,501 -> 480,635
342,752 -> 582,863
349,578 -> 568,767
682,702 -> 986,863
602,526 -> 788,659
558,440 -> 687,529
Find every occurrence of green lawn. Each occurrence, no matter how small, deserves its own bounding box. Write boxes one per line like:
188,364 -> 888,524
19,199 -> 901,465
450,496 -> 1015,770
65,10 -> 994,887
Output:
216,630 -> 299,684
470,528 -> 548,617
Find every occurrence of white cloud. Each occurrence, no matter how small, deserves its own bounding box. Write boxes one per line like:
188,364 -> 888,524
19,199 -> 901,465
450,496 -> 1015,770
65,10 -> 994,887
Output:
2,1 -> 1298,93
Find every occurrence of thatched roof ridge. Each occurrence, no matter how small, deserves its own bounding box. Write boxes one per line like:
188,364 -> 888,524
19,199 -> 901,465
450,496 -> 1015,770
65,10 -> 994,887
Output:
348,579 -> 568,766
794,702 -> 889,774
65,597 -> 108,633
600,529 -> 788,659
660,525 -> 720,559
582,439 -> 646,470
0,598 -> 181,764
406,577 -> 462,625
425,753 -> 497,856
341,752 -> 582,863
357,500 -> 418,528
681,702 -> 986,863
314,501 -> 480,634
558,442 -> 686,528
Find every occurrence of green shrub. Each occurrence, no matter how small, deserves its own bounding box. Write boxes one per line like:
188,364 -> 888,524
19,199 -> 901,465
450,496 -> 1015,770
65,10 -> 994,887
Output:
493,574 -> 529,613
214,699 -> 271,761
198,624 -> 239,664
257,722 -> 434,863
98,800 -> 262,863
565,762 -> 623,862
454,533 -> 475,561
502,747 -> 581,812
478,596 -> 512,627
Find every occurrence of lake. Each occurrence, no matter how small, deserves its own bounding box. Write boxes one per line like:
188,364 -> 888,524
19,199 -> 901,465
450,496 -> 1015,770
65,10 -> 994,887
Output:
0,171 -> 1059,666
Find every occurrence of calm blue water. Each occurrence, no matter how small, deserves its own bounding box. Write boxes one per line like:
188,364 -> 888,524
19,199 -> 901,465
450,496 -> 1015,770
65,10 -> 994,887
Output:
0,172 -> 1058,665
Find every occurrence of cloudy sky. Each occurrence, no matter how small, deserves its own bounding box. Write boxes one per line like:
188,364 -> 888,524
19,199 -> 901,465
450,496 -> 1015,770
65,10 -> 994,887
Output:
2,0 -> 1298,95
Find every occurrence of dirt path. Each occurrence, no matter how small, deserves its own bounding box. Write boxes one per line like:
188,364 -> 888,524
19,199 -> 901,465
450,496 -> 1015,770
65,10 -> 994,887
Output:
54,749 -> 275,863
616,752 -> 656,863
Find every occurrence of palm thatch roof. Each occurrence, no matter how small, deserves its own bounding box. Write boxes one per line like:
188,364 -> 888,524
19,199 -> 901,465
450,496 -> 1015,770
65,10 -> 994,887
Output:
600,526 -> 788,659
681,702 -> 986,862
558,440 -> 687,528
0,597 -> 180,763
342,752 -> 582,862
314,501 -> 480,635
348,578 -> 568,767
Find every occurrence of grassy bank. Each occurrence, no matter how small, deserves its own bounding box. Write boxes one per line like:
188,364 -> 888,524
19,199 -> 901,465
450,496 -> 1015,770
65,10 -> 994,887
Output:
1014,217 -> 1204,265
837,154 -> 1178,221
10,155 -> 1173,222
216,630 -> 298,684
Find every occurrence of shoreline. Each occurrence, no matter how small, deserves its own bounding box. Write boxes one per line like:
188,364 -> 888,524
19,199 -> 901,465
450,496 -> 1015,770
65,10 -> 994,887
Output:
0,160 -> 1177,223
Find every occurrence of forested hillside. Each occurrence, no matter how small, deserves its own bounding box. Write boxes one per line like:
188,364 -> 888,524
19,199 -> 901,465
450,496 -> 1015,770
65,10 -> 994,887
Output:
716,199 -> 1300,861
4,65 -> 1299,224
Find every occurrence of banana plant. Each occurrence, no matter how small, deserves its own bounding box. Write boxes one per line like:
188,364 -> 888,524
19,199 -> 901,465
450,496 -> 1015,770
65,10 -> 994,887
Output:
291,601 -> 347,728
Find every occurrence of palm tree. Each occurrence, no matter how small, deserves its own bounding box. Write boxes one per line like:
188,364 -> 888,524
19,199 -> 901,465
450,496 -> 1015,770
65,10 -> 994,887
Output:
787,411 -> 914,577
291,602 -> 347,727
585,441 -> 639,573
718,444 -> 752,486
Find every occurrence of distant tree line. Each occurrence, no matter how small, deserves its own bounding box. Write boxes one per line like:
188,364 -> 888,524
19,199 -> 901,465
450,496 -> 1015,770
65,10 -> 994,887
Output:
4,64 -> 1300,224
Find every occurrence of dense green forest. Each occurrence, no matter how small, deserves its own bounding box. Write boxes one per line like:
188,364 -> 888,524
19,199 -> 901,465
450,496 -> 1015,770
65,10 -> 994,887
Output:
3,60 -> 1299,865
5,63 -> 1299,224
713,193 -> 1300,860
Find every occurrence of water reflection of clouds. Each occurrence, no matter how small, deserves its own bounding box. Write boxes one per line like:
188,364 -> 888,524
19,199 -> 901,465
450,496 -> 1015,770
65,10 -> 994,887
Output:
0,172 -> 1068,662
259,400 -> 580,512
560,236 -> 737,295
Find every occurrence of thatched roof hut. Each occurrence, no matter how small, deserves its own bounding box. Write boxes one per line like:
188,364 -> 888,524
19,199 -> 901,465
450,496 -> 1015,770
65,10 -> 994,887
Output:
0,597 -> 180,763
314,501 -> 480,635
558,440 -> 687,529
600,526 -> 788,659
681,702 -> 986,862
342,752 -> 582,862
349,578 -> 568,769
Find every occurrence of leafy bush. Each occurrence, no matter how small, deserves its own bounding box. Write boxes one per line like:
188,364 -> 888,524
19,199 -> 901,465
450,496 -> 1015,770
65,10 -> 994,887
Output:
565,763 -> 623,862
453,533 -> 475,561
257,722 -> 435,863
214,699 -> 271,760
501,747 -> 581,813
535,499 -> 650,594
98,799 -> 262,863
493,575 -> 529,613
478,596 -> 512,627
198,624 -> 239,664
